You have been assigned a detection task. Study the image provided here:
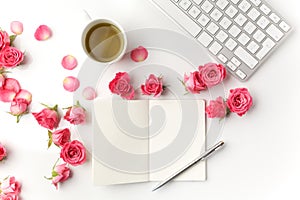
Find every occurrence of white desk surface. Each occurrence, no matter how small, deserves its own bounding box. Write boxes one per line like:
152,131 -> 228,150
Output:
0,0 -> 300,199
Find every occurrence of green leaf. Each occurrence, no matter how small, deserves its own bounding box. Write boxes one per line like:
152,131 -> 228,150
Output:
10,35 -> 17,45
47,130 -> 53,149
52,171 -> 59,177
44,176 -> 53,180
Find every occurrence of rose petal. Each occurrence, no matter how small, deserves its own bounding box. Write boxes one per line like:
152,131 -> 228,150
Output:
34,25 -> 52,41
62,55 -> 78,70
63,76 -> 80,92
130,46 -> 148,62
3,78 -> 21,93
0,74 -> 5,88
82,86 -> 97,100
14,89 -> 32,104
10,21 -> 23,35
0,89 -> 16,102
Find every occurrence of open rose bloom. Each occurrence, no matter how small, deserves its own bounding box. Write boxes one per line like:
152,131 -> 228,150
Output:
141,74 -> 164,97
205,97 -> 227,118
60,140 -> 86,166
0,31 -> 10,51
0,46 -> 24,68
226,88 -> 253,116
183,71 -> 206,94
109,72 -> 135,100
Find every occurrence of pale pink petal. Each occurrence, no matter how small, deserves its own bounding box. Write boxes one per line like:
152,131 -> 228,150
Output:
10,21 -> 23,35
82,86 -> 97,100
130,46 -> 148,62
0,74 -> 5,88
0,89 -> 16,102
63,76 -> 80,92
3,78 -> 21,93
62,55 -> 78,70
34,25 -> 52,41
14,89 -> 32,104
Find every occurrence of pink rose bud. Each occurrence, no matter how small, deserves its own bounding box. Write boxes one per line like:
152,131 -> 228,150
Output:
0,143 -> 7,161
64,102 -> 86,125
141,74 -> 164,97
60,140 -> 86,166
0,193 -> 19,200
34,25 -> 52,41
51,128 -> 71,147
51,163 -> 71,189
61,55 -> 77,70
32,105 -> 60,130
63,76 -> 80,92
0,30 -> 10,51
109,72 -> 135,100
82,86 -> 97,100
226,88 -> 253,116
10,99 -> 28,115
0,176 -> 21,195
183,71 -> 206,94
14,89 -> 32,105
10,21 -> 23,35
0,47 -> 24,68
199,63 -> 226,87
130,46 -> 148,62
205,97 -> 227,118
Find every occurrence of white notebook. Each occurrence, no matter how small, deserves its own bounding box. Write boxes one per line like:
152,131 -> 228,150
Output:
92,99 -> 206,185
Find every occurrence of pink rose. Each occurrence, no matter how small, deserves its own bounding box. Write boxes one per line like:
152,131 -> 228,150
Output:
32,105 -> 59,130
0,31 -> 10,51
183,71 -> 206,94
226,88 -> 253,116
0,176 -> 21,195
0,194 -> 19,200
51,128 -> 71,147
0,143 -> 7,161
199,63 -> 226,87
205,97 -> 227,118
64,105 -> 86,125
141,74 -> 163,97
10,99 -> 28,115
0,46 -> 24,68
51,163 -> 71,189
109,72 -> 135,100
60,140 -> 86,166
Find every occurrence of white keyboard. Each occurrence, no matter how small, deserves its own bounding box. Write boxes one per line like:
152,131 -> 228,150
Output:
151,0 -> 291,81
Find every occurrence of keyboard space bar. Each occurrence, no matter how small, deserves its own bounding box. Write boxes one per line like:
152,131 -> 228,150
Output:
153,0 -> 202,37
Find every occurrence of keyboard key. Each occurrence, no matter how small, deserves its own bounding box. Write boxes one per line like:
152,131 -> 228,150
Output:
230,0 -> 240,4
216,0 -> 229,10
229,25 -> 241,37
269,13 -> 280,23
216,30 -> 229,42
266,24 -> 284,42
197,31 -> 213,47
192,0 -> 203,5
207,22 -> 219,34
253,29 -> 265,42
218,53 -> 228,63
238,33 -> 250,45
247,41 -> 260,53
225,38 -> 238,50
220,17 -> 232,29
179,0 -> 192,10
209,41 -> 222,55
235,13 -> 247,26
231,57 -> 241,66
250,0 -> 261,6
226,5 -> 238,18
279,21 -> 291,32
244,21 -> 256,34
210,8 -> 223,21
188,6 -> 201,18
155,0 -> 202,37
238,0 -> 251,13
236,69 -> 247,79
201,1 -> 214,13
197,14 -> 210,26
234,46 -> 258,69
257,16 -> 270,29
247,7 -> 260,21
227,62 -> 238,71
260,4 -> 271,15
256,38 -> 275,59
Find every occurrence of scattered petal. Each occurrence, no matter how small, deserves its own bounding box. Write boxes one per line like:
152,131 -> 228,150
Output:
34,25 -> 52,41
82,87 -> 97,100
14,89 -> 32,104
3,78 -> 21,93
130,46 -> 148,62
63,76 -> 80,92
61,55 -> 78,70
10,21 -> 23,35
0,89 -> 16,102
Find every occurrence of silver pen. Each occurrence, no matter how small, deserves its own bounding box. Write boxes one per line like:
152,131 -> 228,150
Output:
152,141 -> 225,191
